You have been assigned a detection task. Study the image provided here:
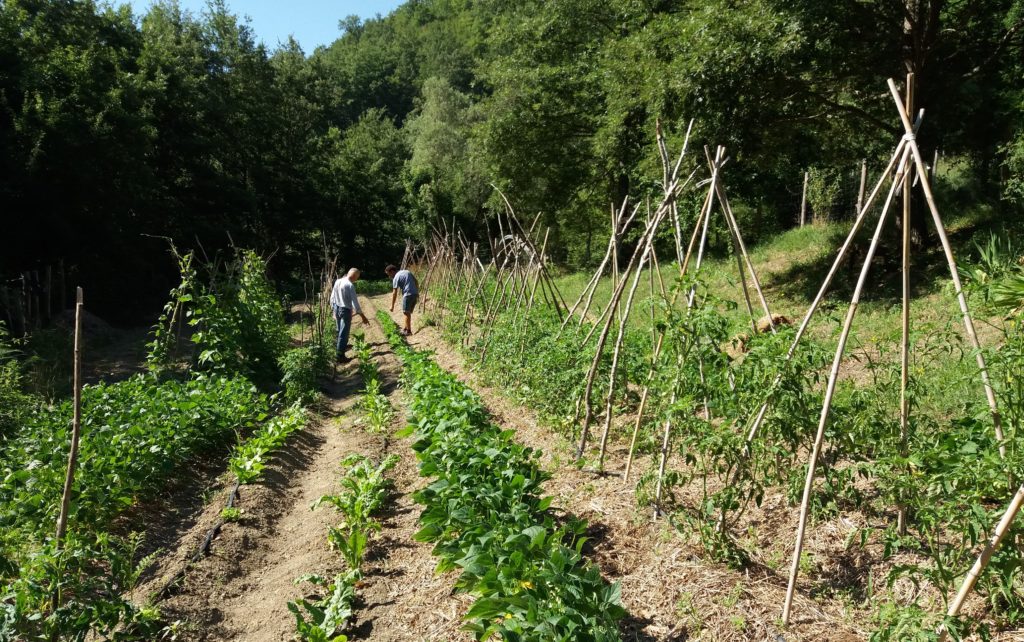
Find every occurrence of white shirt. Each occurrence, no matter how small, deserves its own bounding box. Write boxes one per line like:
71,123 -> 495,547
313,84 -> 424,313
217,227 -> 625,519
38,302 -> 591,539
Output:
329,276 -> 362,314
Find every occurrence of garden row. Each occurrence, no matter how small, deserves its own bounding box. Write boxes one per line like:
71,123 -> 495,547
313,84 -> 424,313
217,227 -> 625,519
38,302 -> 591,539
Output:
426,257 -> 1024,640
288,334 -> 398,641
379,310 -> 626,641
0,250 -> 332,640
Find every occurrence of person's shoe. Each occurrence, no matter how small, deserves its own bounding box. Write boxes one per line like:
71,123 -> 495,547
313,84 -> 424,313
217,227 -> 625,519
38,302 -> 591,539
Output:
337,354 -> 352,363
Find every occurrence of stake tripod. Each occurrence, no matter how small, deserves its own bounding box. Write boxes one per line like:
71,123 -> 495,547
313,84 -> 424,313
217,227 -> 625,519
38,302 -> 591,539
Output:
780,76 -> 1006,626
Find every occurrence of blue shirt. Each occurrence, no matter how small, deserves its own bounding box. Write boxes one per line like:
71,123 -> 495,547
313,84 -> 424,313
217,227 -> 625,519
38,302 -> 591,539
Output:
392,270 -> 418,296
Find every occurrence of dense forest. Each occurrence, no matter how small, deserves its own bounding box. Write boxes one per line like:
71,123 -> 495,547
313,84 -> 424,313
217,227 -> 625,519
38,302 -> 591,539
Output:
1,0 -> 1023,319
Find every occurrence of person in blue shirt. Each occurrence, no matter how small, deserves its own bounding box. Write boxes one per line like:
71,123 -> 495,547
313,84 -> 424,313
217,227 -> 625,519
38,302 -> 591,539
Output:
385,264 -> 418,336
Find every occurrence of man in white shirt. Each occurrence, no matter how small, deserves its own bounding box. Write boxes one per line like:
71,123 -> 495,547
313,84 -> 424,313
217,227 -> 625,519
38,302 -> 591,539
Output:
329,268 -> 370,362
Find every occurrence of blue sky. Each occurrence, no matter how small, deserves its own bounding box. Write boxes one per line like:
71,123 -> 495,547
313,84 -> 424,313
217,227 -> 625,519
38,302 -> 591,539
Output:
124,0 -> 406,52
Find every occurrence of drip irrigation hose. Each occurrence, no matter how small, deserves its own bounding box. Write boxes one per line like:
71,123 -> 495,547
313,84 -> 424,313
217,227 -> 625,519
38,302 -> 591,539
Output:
151,480 -> 241,602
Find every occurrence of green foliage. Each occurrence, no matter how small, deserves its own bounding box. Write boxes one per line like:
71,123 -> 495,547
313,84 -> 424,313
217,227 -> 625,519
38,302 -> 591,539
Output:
0,531 -> 164,642
288,572 -> 356,642
379,311 -> 626,641
0,373 -> 267,639
352,338 -> 394,432
315,454 -> 399,538
279,346 -> 330,404
230,402 -> 307,485
5,0 -> 1024,311
0,324 -> 33,438
148,249 -> 290,388
294,454 -> 397,639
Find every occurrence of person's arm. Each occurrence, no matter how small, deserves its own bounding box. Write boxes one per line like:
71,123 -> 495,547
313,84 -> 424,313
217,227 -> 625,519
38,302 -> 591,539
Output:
350,287 -> 369,323
391,287 -> 398,311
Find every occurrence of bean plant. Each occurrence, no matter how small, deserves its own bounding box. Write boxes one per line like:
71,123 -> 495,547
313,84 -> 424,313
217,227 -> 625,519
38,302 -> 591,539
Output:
380,311 -> 626,641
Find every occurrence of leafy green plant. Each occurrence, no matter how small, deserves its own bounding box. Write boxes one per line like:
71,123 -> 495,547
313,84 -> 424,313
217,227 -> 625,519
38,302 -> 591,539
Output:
351,337 -> 394,432
292,455 -> 396,640
0,371 -> 268,638
148,249 -> 290,388
315,454 -> 399,533
0,323 -> 33,438
379,311 -> 626,641
230,402 -> 307,485
288,572 -> 357,642
279,346 -> 329,404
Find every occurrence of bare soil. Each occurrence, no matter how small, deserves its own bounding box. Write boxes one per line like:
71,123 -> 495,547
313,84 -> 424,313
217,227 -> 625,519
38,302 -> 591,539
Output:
130,292 -> 1014,642
135,296 -> 469,642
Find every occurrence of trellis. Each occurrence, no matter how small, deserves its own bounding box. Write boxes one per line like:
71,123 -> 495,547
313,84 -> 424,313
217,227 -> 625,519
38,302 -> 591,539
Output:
411,81 -> 1022,635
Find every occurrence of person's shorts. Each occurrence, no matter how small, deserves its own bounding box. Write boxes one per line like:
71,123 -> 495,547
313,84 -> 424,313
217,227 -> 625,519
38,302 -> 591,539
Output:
402,294 -> 418,314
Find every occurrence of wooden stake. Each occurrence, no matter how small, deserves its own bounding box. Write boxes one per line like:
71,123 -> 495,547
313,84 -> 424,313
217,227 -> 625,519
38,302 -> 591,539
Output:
653,356 -> 683,517
718,183 -> 776,330
799,171 -> 809,226
743,137 -> 911,449
55,287 -> 85,548
857,159 -> 868,217
782,146 -> 910,626
937,484 -> 1024,642
898,72 -> 914,536
623,201 -> 707,483
596,231 -> 656,468
887,77 -> 1006,460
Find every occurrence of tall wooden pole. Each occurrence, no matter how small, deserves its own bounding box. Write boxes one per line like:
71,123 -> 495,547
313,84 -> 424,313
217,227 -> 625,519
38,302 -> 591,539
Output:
742,138 -> 911,449
857,159 -> 868,217
887,77 -> 1006,460
799,171 -> 809,226
897,73 -> 914,535
782,146 -> 910,626
937,484 -> 1024,642
55,287 -> 85,548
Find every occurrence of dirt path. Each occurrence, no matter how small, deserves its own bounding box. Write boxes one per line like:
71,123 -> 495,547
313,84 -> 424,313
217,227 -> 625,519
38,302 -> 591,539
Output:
136,296 -> 468,642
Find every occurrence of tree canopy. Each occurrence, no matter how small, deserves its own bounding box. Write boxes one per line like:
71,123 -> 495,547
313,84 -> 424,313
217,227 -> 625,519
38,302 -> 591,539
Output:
1,0 -> 1022,317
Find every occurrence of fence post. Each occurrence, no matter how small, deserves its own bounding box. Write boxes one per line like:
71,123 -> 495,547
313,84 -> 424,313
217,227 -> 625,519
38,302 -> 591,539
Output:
799,171 -> 809,226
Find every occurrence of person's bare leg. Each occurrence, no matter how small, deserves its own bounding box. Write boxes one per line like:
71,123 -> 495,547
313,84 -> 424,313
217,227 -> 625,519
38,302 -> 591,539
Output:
404,312 -> 412,334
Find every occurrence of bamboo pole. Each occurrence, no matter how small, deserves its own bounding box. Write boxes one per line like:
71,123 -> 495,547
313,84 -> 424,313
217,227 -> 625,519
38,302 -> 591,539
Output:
782,145 -> 911,626
936,484 -> 1024,642
55,287 -> 85,548
898,72 -> 914,536
623,196 -> 709,482
799,171 -> 809,226
857,159 -> 868,217
711,152 -> 757,332
577,215 -> 661,456
562,230 -> 615,331
580,202 -> 644,346
742,137 -> 911,449
886,77 -> 1006,459
718,182 -> 776,330
596,229 -> 656,468
611,204 -> 620,326
652,356 -> 683,518
577,193 -> 679,457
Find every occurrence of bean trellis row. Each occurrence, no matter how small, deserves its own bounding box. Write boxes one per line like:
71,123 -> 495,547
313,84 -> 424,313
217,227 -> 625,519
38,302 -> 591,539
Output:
406,77 -> 1024,639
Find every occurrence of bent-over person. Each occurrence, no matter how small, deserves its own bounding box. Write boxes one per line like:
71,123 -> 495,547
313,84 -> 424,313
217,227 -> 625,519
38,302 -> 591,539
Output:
329,267 -> 370,362
385,264 -> 418,336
